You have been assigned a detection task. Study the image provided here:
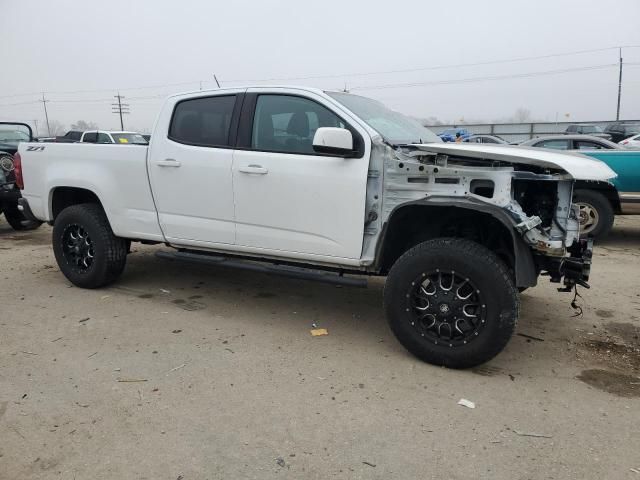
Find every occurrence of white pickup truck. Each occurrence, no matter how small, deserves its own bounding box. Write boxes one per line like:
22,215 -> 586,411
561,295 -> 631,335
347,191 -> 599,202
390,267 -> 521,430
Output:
15,86 -> 615,368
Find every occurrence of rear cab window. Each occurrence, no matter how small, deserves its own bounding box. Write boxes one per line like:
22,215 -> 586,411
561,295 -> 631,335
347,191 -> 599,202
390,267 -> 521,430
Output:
169,95 -> 236,147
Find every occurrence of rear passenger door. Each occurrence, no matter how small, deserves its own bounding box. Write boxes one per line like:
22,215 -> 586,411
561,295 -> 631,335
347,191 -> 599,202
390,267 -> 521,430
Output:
147,92 -> 242,246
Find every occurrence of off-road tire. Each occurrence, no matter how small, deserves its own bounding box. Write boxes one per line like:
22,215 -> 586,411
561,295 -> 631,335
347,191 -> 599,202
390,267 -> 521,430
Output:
3,205 -> 42,231
573,189 -> 614,240
384,238 -> 519,369
52,203 -> 127,288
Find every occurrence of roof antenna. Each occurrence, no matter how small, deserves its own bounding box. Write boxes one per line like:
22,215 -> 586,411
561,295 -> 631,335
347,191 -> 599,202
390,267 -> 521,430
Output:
213,74 -> 221,88
342,82 -> 349,93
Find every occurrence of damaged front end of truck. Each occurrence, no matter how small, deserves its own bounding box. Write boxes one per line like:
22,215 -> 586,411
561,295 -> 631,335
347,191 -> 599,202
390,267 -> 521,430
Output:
363,141 -> 617,293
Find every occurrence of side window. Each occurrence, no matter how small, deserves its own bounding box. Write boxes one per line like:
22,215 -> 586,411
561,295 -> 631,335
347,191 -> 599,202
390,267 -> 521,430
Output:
82,132 -> 97,143
537,139 -> 569,150
484,137 -> 498,144
169,95 -> 236,147
70,131 -> 82,141
97,133 -> 111,143
575,140 -> 607,150
251,95 -> 346,154
567,125 -> 576,133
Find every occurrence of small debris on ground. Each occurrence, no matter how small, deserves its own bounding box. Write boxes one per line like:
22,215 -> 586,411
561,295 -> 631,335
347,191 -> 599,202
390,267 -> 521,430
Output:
172,329 -> 182,334
362,461 -> 376,468
517,333 -> 544,342
457,398 -> 476,409
310,328 -> 328,337
20,351 -> 38,356
160,289 -> 171,294
630,467 -> 640,474
100,295 -> 110,300
78,317 -> 90,323
513,429 -> 552,438
87,352 -> 98,358
166,363 -> 187,375
117,378 -> 148,383
276,457 -> 286,468
51,337 -> 63,342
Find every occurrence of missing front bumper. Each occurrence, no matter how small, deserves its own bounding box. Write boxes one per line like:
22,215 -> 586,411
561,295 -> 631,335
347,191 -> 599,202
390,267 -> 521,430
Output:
539,238 -> 593,291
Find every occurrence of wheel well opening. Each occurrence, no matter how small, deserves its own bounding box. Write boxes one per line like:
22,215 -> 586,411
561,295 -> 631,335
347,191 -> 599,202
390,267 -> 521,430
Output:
379,205 -> 515,274
51,187 -> 102,220
573,181 -> 620,214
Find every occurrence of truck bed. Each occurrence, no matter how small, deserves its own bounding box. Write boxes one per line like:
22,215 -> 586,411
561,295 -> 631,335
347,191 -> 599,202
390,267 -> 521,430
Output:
19,143 -> 163,241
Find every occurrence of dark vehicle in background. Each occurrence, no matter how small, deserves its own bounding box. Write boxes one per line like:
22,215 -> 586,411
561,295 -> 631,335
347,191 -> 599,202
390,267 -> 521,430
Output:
604,123 -> 640,143
0,123 -> 42,230
462,134 -> 507,144
519,135 -> 622,151
54,130 -> 83,143
564,124 -> 611,140
438,128 -> 470,142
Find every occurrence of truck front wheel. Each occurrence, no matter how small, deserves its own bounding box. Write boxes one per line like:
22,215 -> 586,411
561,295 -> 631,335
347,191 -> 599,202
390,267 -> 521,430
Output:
384,238 -> 519,369
52,203 -> 127,288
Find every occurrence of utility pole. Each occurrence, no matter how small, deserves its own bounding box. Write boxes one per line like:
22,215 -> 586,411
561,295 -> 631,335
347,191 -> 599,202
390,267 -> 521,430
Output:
213,74 -> 221,88
32,119 -> 39,138
112,92 -> 130,130
616,47 -> 623,121
41,93 -> 51,136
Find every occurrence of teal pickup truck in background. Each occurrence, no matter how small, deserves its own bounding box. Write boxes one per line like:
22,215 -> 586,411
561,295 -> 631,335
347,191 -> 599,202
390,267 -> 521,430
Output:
575,150 -> 640,238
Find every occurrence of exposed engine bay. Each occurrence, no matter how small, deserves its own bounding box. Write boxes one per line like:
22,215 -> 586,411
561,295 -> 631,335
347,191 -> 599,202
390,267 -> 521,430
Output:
359,140 -> 614,292
387,148 -> 580,257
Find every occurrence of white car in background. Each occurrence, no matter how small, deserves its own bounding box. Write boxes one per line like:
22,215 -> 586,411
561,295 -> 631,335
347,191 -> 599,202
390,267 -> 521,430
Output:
619,134 -> 640,148
80,130 -> 148,145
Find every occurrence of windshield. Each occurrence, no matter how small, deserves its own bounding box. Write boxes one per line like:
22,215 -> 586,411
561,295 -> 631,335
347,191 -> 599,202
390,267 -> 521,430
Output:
0,125 -> 31,146
581,125 -> 603,133
327,92 -> 441,145
111,133 -> 148,145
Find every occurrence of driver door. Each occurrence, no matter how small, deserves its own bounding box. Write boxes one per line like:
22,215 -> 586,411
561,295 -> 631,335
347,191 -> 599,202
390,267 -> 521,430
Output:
231,91 -> 370,260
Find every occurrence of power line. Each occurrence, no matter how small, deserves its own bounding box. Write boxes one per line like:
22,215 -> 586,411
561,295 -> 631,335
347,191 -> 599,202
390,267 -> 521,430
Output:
350,63 -> 618,91
1,45 -> 639,101
221,46 -> 640,83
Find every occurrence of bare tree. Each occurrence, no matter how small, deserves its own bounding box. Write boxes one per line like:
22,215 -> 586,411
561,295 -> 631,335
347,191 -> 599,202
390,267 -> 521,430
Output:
511,107 -> 532,123
46,120 -> 66,136
424,116 -> 444,126
71,120 -> 98,130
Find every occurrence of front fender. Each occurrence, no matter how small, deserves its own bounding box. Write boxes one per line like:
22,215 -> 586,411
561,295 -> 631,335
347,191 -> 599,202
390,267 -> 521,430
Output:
376,197 -> 538,288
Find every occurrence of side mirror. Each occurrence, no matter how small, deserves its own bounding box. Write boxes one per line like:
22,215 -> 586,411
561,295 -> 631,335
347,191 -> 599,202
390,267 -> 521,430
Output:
312,127 -> 354,156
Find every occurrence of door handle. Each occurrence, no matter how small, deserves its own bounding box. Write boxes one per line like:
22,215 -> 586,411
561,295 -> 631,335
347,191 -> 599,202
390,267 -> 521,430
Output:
156,158 -> 181,167
238,164 -> 268,175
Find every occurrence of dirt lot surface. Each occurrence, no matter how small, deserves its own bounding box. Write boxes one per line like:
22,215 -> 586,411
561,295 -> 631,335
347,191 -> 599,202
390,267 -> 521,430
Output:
1,216 -> 639,479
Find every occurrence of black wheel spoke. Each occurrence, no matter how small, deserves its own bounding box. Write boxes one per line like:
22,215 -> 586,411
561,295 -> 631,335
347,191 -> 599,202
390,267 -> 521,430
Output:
407,269 -> 486,346
62,224 -> 95,273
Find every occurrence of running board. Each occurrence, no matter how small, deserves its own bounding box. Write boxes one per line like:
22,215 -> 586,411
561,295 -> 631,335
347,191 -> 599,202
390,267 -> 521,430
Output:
155,250 -> 368,288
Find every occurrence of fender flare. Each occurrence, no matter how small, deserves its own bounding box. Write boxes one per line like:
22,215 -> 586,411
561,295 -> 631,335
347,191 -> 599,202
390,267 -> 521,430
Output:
375,196 -> 538,288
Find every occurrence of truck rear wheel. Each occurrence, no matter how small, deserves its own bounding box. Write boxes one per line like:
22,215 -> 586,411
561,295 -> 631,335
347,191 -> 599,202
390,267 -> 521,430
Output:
383,238 -> 518,369
52,203 -> 127,288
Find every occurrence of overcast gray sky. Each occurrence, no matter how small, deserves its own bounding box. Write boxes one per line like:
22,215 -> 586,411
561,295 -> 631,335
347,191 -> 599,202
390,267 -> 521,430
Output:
1,0 -> 639,134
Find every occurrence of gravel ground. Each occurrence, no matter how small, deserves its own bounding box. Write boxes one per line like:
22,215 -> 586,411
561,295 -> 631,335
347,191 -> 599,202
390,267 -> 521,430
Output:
1,216 -> 639,479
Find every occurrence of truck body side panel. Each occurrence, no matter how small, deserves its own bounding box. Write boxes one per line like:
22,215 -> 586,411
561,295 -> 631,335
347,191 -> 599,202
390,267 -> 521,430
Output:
19,143 -> 164,241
